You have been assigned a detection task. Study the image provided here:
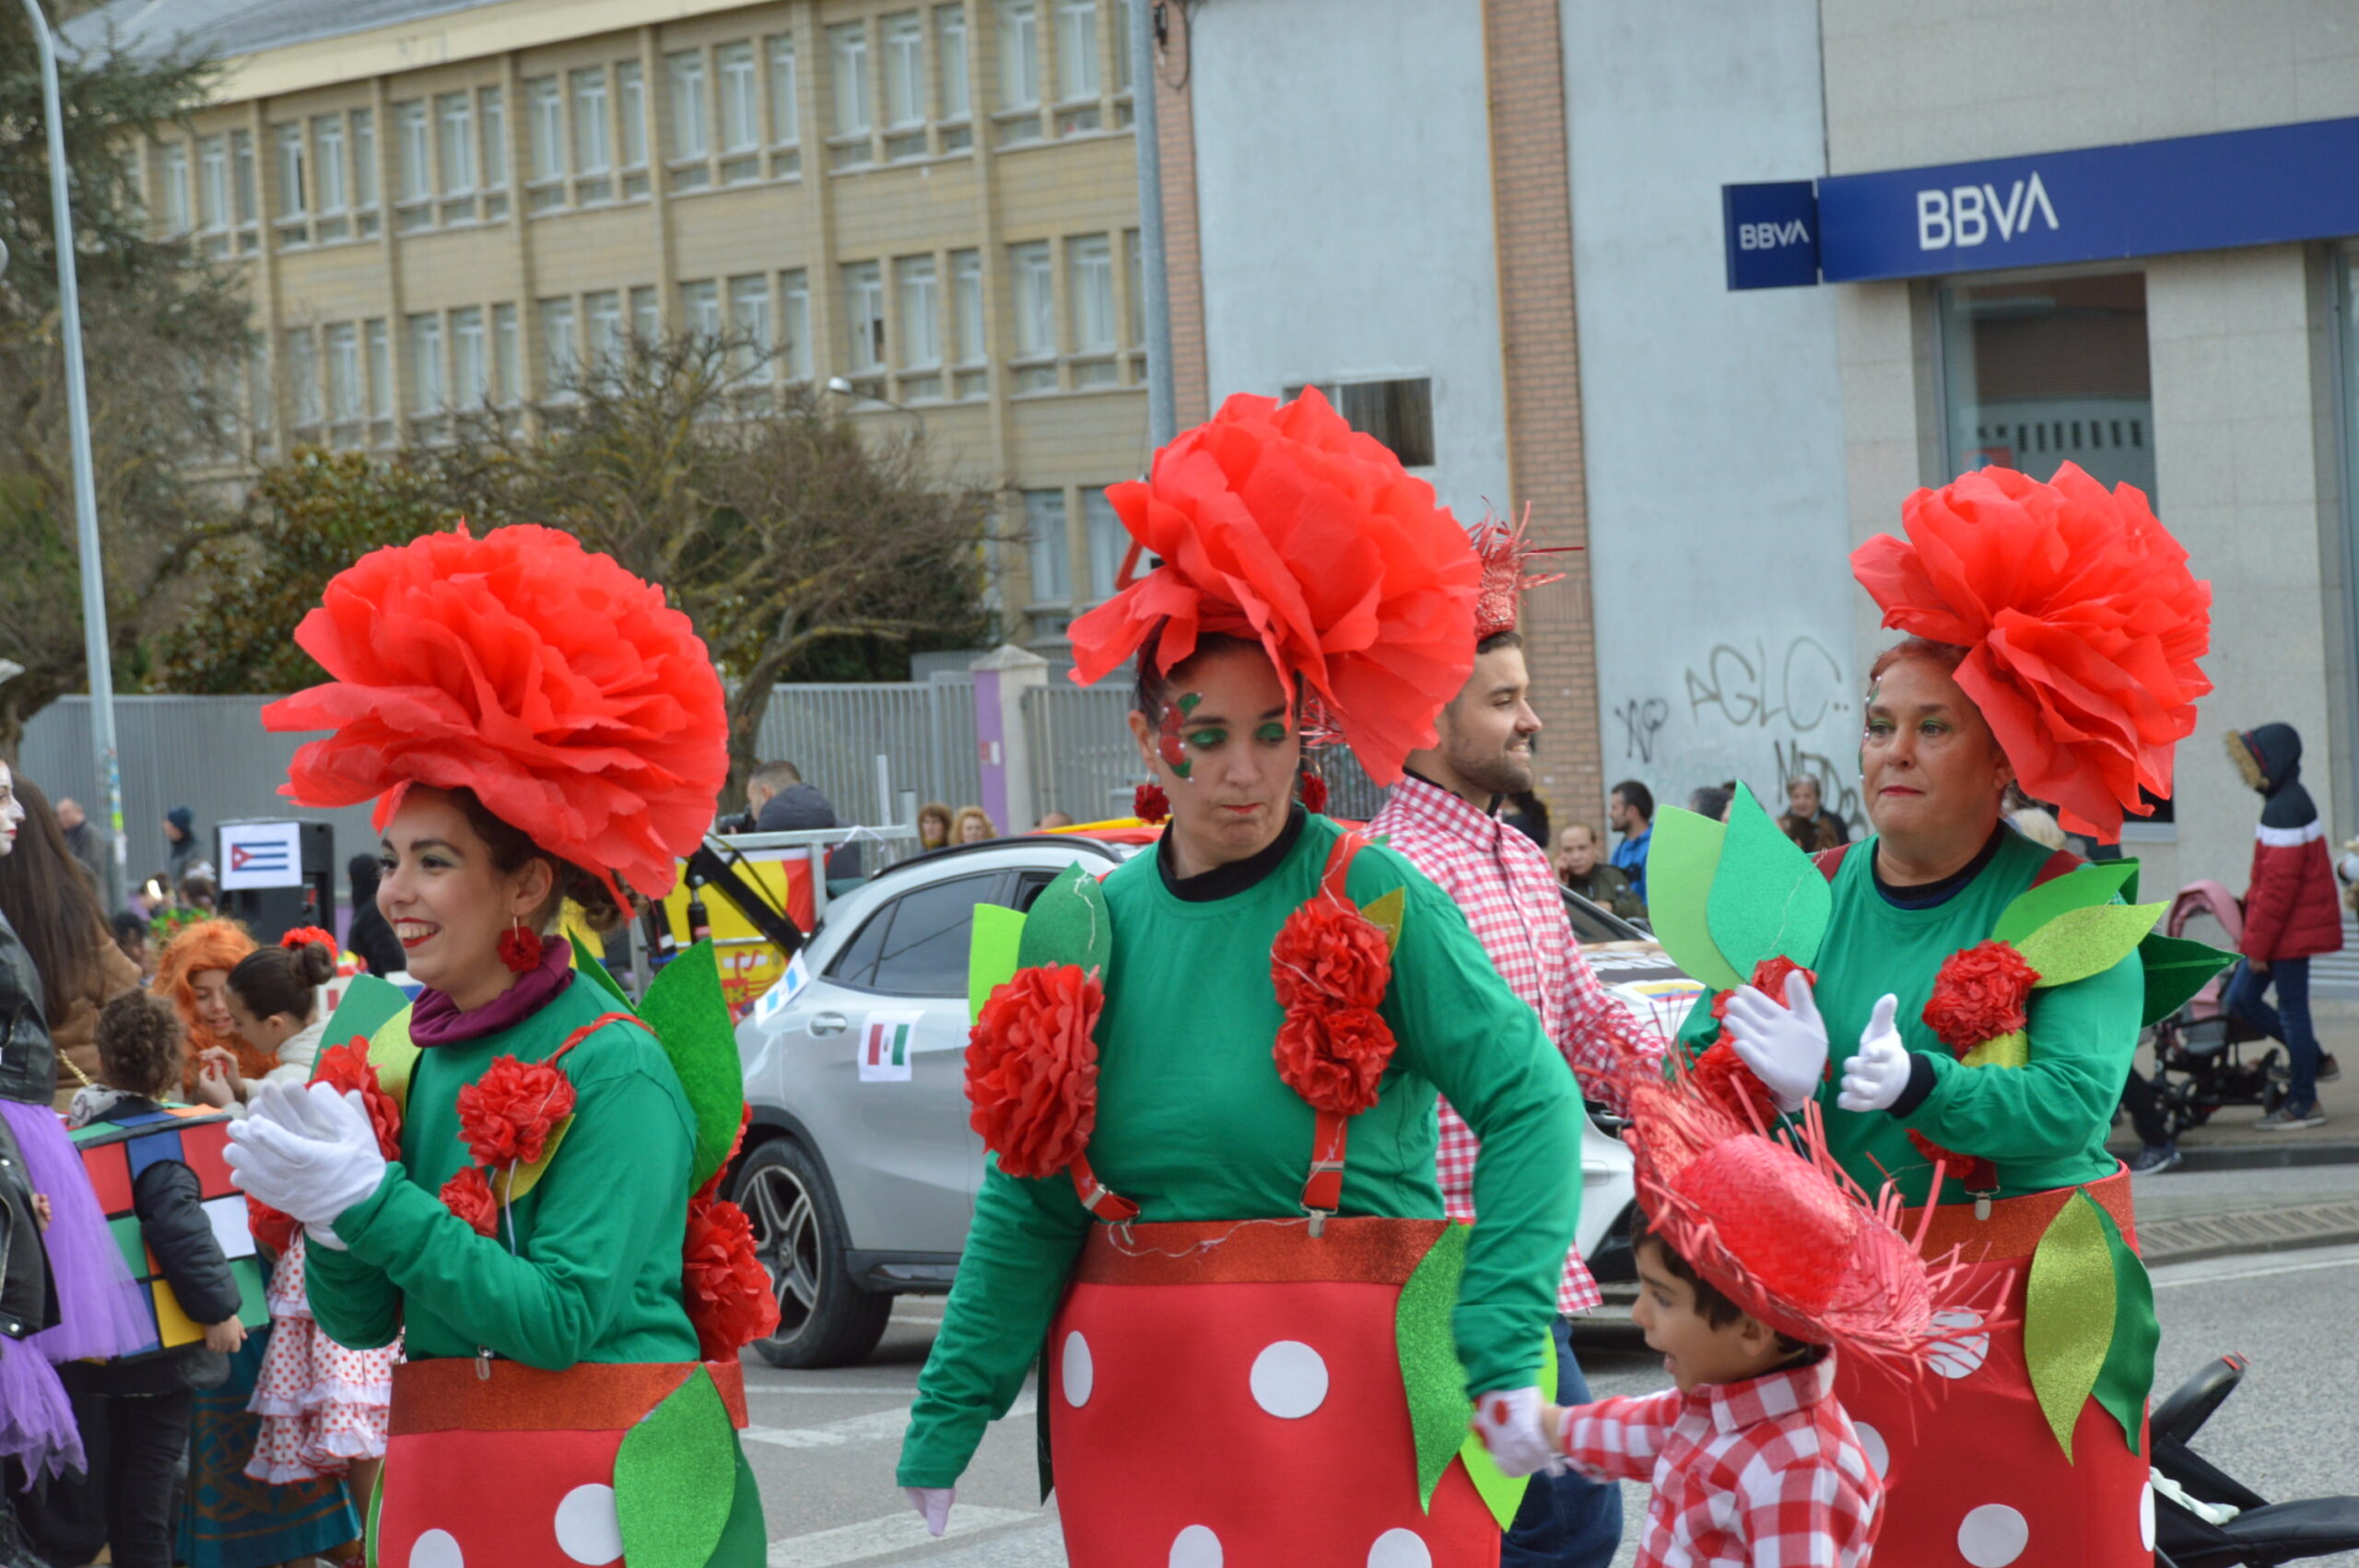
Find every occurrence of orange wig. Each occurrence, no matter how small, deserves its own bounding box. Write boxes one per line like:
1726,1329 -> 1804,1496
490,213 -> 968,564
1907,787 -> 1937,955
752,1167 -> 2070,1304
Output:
152,918 -> 265,1094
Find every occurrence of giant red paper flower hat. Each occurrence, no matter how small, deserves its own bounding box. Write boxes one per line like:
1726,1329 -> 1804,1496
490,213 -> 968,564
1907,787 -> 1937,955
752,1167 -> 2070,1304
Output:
264,523 -> 728,903
1067,388 -> 1481,786
1852,462 -> 2212,838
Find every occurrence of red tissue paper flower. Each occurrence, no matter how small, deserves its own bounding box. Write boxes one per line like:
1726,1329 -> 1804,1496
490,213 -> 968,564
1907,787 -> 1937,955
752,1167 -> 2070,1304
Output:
278,926 -> 338,954
455,1054 -> 577,1170
1690,1039 -> 1779,1127
263,523 -> 730,905
682,1195 -> 779,1360
1066,389 -> 1481,787
312,1040 -> 404,1162
440,1166 -> 499,1236
1133,783 -> 1170,825
1271,898 -> 1391,1012
247,1198 -> 299,1256
1274,1003 -> 1397,1117
1852,462 -> 2212,837
966,964 -> 1106,1179
1923,941 -> 2040,1055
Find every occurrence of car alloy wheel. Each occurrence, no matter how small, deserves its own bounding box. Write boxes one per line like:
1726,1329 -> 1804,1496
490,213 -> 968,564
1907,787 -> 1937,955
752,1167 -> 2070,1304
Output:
743,1159 -> 824,1341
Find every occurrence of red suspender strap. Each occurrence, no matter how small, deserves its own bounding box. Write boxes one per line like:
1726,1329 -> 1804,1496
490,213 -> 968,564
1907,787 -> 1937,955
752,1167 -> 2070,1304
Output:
1069,1151 -> 1139,1223
548,1012 -> 640,1065
1299,830 -> 1372,1230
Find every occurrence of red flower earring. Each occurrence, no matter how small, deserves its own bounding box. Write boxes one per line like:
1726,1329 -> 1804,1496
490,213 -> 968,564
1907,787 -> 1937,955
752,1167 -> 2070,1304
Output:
1133,783 -> 1170,825
498,917 -> 546,974
1299,772 -> 1329,815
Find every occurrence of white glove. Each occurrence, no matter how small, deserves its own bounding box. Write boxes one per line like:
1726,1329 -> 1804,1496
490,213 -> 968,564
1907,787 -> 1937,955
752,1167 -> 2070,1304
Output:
225,1082 -> 388,1233
904,1486 -> 954,1538
1719,973 -> 1829,1113
1472,1387 -> 1562,1480
1837,995 -> 1910,1112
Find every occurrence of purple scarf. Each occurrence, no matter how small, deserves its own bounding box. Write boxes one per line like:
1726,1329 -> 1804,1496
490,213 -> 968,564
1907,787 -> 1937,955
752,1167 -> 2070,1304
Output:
409,937 -> 576,1047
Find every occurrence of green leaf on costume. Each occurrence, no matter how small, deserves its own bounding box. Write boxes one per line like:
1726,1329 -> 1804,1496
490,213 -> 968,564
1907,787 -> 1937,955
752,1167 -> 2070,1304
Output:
1362,885 -> 1407,955
2092,1201 -> 2159,1454
1456,1328 -> 1554,1529
615,1365 -> 736,1568
363,1008 -> 421,1117
323,973 -> 412,1056
640,942 -> 745,1194
2025,1191 -> 2118,1459
573,947 -> 636,1010
969,904 -> 1027,1024
1396,1223 -> 1476,1511
2138,931 -> 2238,1029
2014,902 -> 2167,989
1015,862 -> 1112,977
1705,784 -> 1830,977
1993,861 -> 2140,946
1643,808 -> 1743,992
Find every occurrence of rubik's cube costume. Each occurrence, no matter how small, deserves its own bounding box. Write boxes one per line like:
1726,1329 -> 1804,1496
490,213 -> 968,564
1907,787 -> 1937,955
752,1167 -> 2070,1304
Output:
71,1106 -> 269,1350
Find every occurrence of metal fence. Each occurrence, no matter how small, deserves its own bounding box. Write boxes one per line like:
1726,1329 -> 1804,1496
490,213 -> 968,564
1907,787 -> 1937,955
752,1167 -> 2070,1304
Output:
754,679 -> 978,826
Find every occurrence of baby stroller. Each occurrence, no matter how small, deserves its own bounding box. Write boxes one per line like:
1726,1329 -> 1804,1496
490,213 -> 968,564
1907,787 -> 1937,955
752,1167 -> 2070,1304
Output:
2145,880 -> 2283,1137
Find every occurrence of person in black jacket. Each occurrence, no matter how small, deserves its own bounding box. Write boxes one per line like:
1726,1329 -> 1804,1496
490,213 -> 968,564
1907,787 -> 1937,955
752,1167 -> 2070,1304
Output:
55,991 -> 246,1568
342,853 -> 407,981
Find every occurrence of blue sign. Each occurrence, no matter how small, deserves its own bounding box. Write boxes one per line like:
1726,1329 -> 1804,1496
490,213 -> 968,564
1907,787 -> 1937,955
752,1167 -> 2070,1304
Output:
1722,181 -> 1820,290
1816,114 -> 2359,283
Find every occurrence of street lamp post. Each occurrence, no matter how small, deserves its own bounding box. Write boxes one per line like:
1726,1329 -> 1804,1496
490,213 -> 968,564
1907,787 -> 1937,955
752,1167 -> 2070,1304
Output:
16,0 -> 127,908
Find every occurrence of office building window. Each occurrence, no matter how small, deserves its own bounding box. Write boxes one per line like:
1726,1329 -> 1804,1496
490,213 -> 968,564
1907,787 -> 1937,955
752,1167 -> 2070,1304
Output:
479,88 -> 508,197
830,21 -> 873,153
1010,240 -> 1054,389
572,68 -> 612,178
1938,273 -> 2154,499
246,340 -> 274,446
720,43 -> 760,153
729,275 -> 772,380
492,303 -> 521,404
669,50 -> 710,166
780,269 -> 812,380
408,313 -> 445,414
158,140 -> 194,236
938,6 -> 969,123
1084,487 -> 1123,601
313,115 -> 346,216
437,93 -> 475,194
1068,233 -> 1115,385
540,298 -> 579,392
1113,0 -> 1133,93
843,262 -> 886,373
272,122 -> 307,231
951,248 -> 986,397
326,323 -> 362,425
768,36 -> 801,145
351,110 -> 378,213
631,286 -> 660,343
230,131 -> 258,229
898,255 -> 942,369
999,0 -> 1040,111
452,307 -> 487,405
586,290 -> 625,370
1286,378 -> 1437,468
680,279 -> 722,342
617,59 -> 648,193
1025,488 -> 1069,603
394,100 -> 430,228
364,319 -> 392,427
882,11 -> 924,135
286,328 -> 322,427
192,137 -> 223,235
1054,0 -> 1097,101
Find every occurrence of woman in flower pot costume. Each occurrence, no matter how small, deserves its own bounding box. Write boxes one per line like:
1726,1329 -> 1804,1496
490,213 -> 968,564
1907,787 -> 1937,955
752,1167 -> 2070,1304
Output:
223,524 -> 778,1568
896,389 -> 1588,1566
1661,462 -> 2226,1568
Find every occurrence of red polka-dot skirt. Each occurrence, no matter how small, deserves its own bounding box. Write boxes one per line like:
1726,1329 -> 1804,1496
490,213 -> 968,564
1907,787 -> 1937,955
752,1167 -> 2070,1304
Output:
244,1234 -> 401,1482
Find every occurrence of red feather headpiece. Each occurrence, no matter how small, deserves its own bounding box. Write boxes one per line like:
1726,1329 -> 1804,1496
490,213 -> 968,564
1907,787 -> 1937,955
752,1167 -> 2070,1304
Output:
1067,389 -> 1480,786
263,524 -> 729,904
1471,504 -> 1572,641
1852,462 -> 2212,838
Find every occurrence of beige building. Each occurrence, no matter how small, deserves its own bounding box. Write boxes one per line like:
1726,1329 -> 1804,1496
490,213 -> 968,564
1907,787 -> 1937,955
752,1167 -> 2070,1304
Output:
87,0 -> 1154,648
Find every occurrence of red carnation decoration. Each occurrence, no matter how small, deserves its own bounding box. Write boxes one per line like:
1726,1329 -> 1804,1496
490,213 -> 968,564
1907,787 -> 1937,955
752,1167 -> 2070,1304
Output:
1271,898 -> 1391,1012
1133,783 -> 1170,825
247,1197 -> 299,1256
682,1195 -> 779,1360
1274,1004 -> 1396,1116
1908,1129 -> 1998,1195
278,925 -> 337,954
455,1055 -> 577,1169
966,965 -> 1106,1179
1067,389 -> 1482,786
1923,941 -> 2040,1055
1299,772 -> 1330,815
1853,462 -> 2212,837
1690,1039 -> 1778,1126
440,1166 -> 499,1236
263,523 -> 730,904
313,1040 -> 403,1161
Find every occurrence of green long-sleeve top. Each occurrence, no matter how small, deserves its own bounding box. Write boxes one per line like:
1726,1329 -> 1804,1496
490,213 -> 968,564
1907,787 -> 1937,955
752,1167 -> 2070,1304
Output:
898,809 -> 1584,1488
1676,826 -> 2141,1208
309,974 -> 705,1367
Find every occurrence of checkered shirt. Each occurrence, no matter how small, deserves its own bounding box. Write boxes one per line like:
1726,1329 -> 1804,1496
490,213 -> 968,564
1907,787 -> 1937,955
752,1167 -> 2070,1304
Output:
1558,1355 -> 1881,1568
1368,775 -> 1665,1316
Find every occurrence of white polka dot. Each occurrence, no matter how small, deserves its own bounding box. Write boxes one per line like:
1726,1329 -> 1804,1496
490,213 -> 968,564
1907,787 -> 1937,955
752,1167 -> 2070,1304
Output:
2140,1482 -> 2156,1551
1928,1309 -> 1991,1380
1062,1330 -> 1094,1408
1168,1524 -> 1222,1568
553,1483 -> 622,1565
1957,1503 -> 2030,1567
1367,1528 -> 1432,1568
1249,1340 -> 1329,1419
1854,1421 -> 1890,1480
409,1529 -> 464,1568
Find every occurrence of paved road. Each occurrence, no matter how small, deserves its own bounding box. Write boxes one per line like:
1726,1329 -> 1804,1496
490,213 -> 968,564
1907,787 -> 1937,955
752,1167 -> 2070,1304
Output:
744,1233 -> 2359,1567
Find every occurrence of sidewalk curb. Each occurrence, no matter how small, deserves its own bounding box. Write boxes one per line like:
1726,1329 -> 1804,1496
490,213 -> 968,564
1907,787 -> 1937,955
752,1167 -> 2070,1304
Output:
2111,1140 -> 2359,1172
2138,1200 -> 2359,1269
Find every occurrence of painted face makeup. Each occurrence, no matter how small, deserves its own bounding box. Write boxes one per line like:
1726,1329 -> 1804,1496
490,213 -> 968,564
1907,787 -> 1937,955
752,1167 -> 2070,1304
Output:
1156,693 -> 1295,784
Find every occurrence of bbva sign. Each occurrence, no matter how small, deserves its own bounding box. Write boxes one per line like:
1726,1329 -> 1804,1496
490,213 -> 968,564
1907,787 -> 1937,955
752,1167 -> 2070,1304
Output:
1917,172 -> 2060,251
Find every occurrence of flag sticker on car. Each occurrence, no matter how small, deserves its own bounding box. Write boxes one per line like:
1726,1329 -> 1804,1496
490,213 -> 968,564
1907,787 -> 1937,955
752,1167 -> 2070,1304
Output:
858,1010 -> 925,1082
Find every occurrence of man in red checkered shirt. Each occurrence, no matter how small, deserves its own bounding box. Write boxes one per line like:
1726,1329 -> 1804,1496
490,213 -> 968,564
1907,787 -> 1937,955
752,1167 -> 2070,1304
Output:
1373,622 -> 1660,1567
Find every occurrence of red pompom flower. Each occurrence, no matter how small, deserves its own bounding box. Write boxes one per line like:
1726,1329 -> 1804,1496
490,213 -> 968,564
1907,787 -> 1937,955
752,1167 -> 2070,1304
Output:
1298,772 -> 1330,815
312,1039 -> 404,1162
1274,1004 -> 1395,1116
455,1055 -> 577,1169
966,964 -> 1106,1179
440,1166 -> 499,1236
1923,941 -> 2040,1055
278,926 -> 338,954
683,1195 -> 780,1360
1690,1038 -> 1779,1127
1271,898 -> 1391,1012
247,1197 -> 299,1256
1133,783 -> 1170,825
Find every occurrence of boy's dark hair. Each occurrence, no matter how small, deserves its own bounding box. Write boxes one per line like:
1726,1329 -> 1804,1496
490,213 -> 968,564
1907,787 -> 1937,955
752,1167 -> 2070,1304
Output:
1633,1219 -> 1820,1355
97,989 -> 185,1101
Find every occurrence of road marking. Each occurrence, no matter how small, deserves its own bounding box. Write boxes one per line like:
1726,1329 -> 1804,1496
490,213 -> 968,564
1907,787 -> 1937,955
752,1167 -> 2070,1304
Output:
766,1505 -> 1037,1567
2150,1243 -> 2359,1290
743,1393 -> 1036,1450
891,1313 -> 945,1328
745,1385 -> 922,1397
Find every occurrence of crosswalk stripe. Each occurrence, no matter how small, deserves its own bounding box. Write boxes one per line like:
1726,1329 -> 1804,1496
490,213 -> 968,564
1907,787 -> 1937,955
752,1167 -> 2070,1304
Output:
742,1393 -> 1035,1450
765,1505 -> 1038,1567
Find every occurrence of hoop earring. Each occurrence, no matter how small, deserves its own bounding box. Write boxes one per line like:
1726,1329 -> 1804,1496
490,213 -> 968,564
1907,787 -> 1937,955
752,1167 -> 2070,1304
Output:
498,916 -> 546,974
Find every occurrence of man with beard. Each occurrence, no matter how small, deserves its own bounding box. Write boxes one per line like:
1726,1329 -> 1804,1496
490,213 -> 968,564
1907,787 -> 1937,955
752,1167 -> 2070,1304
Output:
1366,519 -> 1654,1568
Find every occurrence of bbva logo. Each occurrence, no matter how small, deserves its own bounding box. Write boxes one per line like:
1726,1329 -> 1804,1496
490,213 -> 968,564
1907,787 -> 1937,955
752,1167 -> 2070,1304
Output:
1916,172 -> 2060,251
1737,218 -> 1812,251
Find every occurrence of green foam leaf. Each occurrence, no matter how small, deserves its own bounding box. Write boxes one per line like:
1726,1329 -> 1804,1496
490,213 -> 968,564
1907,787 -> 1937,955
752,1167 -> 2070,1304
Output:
323,973 -> 411,1053
573,946 -> 635,1010
2092,1201 -> 2158,1454
615,1365 -> 735,1568
2025,1191 -> 2118,1459
1704,784 -> 1830,977
640,942 -> 744,1193
1644,808 -> 1743,992
1015,862 -> 1111,976
1454,1328 -> 1551,1528
2138,931 -> 2237,1029
1395,1223 -> 1473,1511
2015,902 -> 2167,989
1362,885 -> 1407,954
1994,861 -> 2140,946
970,904 -> 1027,1024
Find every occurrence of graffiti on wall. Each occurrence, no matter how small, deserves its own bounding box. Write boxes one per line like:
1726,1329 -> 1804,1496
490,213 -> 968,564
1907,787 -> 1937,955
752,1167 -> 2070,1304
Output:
1613,697 -> 1670,765
1606,634 -> 1862,831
